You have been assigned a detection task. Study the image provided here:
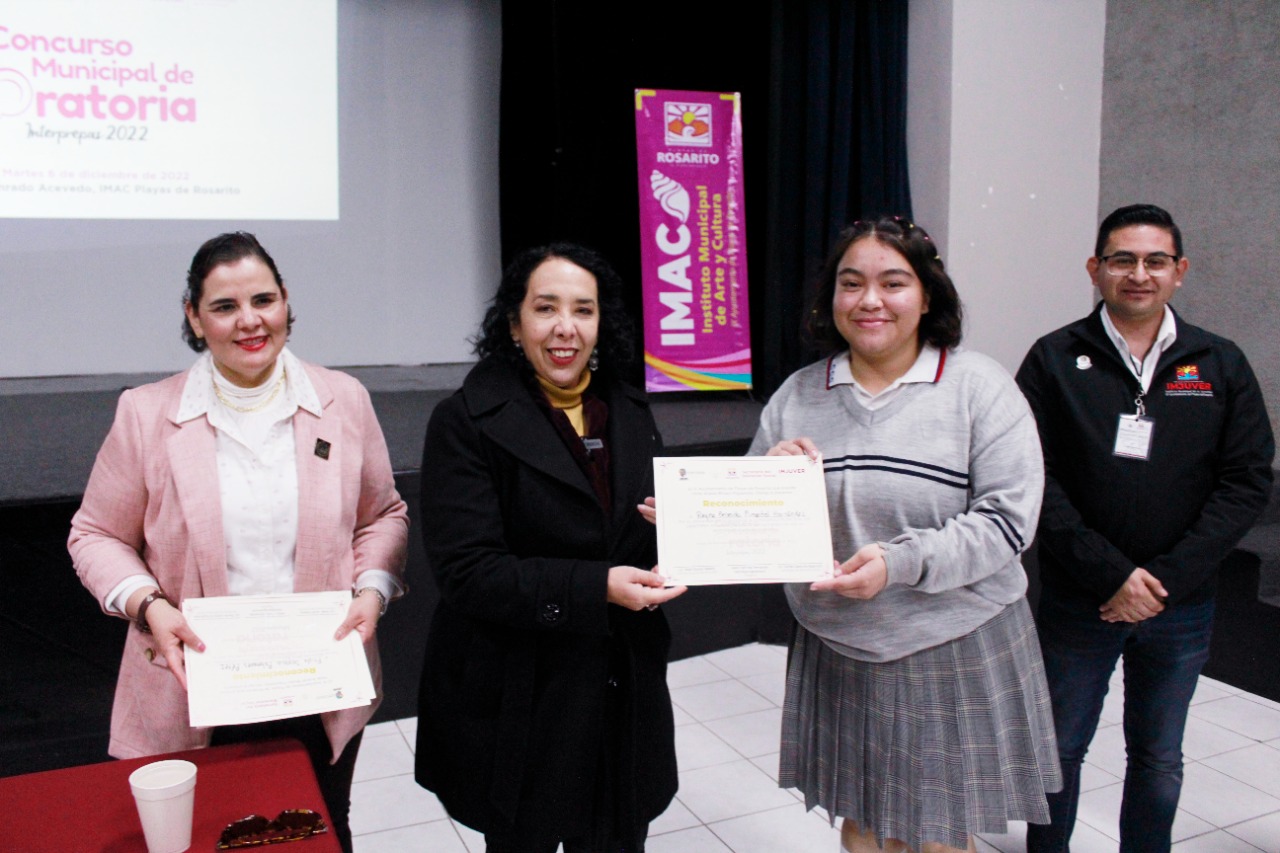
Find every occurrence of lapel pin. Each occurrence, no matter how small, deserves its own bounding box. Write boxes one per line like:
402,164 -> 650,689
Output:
1076,355 -> 1092,370
315,439 -> 331,460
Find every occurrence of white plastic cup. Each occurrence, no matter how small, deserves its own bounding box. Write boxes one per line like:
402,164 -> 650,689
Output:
128,759 -> 198,853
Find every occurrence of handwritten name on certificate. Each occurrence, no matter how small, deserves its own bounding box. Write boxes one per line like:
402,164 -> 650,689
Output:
182,592 -> 376,728
654,456 -> 835,585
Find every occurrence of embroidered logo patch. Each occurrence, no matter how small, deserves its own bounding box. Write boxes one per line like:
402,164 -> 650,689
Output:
1167,364 -> 1212,397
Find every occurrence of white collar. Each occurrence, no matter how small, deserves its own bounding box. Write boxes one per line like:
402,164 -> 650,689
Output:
175,348 -> 322,424
827,344 -> 942,390
1100,305 -> 1177,369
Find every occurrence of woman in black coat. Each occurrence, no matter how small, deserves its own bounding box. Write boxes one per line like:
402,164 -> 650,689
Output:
415,244 -> 686,853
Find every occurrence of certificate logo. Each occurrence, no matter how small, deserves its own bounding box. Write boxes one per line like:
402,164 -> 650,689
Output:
665,101 -> 712,147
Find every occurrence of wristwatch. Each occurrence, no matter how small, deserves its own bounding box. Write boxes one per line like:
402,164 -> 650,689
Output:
135,590 -> 174,634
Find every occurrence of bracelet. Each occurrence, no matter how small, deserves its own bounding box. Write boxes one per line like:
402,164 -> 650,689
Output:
355,587 -> 388,617
135,590 -> 174,634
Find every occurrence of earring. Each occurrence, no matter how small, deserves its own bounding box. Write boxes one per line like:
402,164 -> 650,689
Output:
512,337 -> 522,351
588,348 -> 600,372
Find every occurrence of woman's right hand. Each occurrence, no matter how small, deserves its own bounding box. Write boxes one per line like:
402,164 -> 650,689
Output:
607,566 -> 687,611
126,589 -> 206,691
765,437 -> 821,460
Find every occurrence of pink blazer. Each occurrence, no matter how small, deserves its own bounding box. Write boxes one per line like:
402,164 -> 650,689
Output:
69,360 -> 409,763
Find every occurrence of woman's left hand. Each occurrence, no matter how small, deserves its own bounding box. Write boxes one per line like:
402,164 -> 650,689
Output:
334,591 -> 382,644
809,543 -> 888,600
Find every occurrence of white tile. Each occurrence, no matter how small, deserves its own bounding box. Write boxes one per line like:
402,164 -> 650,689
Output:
1226,810 -> 1280,852
670,679 -> 773,722
1083,720 -> 1129,780
354,728 -> 416,781
671,703 -> 694,726
349,773 -> 448,835
667,655 -> 734,689
450,819 -> 486,853
704,707 -> 782,759
1183,715 -> 1256,760
1192,696 -> 1280,741
1242,692 -> 1280,713
1179,763 -> 1280,827
704,801 -> 842,852
646,825 -> 733,852
648,797 -> 702,836
395,716 -> 418,741
1172,828 -> 1268,852
676,758 -> 796,824
1171,809 -> 1217,844
1080,759 -> 1122,793
1197,675 -> 1241,696
739,671 -> 786,707
1075,781 -> 1121,841
364,719 -> 404,739
354,818 -> 467,852
749,752 -> 780,784
702,643 -> 788,679
1192,679 -> 1239,706
1201,742 -> 1280,798
674,723 -> 740,771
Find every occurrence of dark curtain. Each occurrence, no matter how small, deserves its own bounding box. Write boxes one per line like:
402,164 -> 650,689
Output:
500,0 -> 910,396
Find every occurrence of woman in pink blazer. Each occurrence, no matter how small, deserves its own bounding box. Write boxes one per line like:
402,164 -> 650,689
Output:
69,232 -> 409,852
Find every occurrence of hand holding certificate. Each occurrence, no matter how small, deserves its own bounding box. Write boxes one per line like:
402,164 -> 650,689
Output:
182,591 -> 376,728
654,456 -> 835,585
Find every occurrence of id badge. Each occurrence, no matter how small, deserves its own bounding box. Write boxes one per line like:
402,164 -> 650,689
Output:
1114,414 -> 1155,460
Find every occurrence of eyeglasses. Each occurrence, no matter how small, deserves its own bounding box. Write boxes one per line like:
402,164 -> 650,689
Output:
1097,252 -> 1180,277
217,809 -> 328,849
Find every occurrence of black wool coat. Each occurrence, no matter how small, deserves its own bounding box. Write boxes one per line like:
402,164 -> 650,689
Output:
414,356 -> 677,842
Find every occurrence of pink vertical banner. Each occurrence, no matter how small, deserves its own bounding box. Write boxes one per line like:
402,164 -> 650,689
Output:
634,89 -> 753,392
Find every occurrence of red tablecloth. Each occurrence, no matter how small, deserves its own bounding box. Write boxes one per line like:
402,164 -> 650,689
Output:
0,739 -> 341,852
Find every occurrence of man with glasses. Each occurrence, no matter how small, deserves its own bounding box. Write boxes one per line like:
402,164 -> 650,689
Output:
1016,204 -> 1274,853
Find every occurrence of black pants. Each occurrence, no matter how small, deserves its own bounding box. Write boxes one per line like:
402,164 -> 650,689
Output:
210,714 -> 363,853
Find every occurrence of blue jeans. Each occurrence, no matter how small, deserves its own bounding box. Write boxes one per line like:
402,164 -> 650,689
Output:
1025,593 -> 1213,853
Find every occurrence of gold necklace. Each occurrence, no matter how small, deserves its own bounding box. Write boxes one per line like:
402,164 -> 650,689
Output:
212,364 -> 287,413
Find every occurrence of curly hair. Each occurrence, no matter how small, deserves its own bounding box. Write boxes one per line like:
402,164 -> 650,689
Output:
474,243 -> 636,375
806,216 -> 963,354
182,232 -> 294,353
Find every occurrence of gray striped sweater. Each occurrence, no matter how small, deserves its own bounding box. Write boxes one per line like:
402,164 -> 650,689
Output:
749,349 -> 1044,662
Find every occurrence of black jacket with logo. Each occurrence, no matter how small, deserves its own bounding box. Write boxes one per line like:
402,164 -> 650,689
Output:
1016,305 -> 1274,606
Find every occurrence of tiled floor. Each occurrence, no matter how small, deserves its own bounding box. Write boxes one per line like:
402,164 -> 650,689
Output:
349,643 -> 1280,852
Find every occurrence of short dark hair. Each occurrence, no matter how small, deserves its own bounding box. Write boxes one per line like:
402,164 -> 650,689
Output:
807,216 -> 963,354
182,232 -> 294,353
475,243 -> 636,374
1094,204 -> 1183,258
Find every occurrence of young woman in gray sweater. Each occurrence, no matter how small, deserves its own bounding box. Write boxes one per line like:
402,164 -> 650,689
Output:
752,217 -> 1060,853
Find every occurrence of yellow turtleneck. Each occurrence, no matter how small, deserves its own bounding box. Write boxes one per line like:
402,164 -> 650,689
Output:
536,371 -> 591,436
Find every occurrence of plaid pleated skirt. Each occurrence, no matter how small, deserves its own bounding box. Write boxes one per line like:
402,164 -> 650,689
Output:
780,598 -> 1061,851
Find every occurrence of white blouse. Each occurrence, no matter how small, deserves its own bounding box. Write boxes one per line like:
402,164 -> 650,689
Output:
106,349 -> 400,613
